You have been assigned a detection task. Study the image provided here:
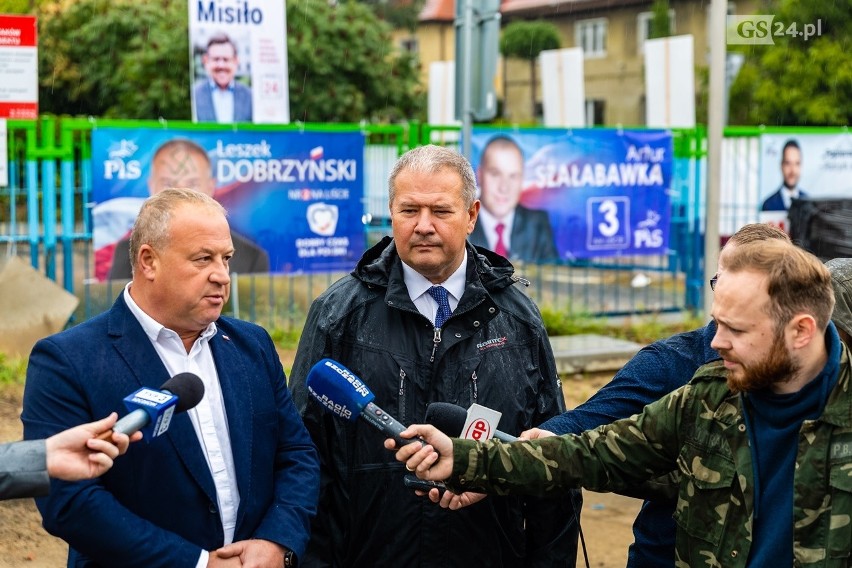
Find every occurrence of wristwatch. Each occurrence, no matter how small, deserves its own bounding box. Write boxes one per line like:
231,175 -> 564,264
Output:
283,549 -> 297,568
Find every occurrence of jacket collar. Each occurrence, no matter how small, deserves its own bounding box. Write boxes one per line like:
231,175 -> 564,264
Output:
819,340 -> 852,428
353,236 -> 520,294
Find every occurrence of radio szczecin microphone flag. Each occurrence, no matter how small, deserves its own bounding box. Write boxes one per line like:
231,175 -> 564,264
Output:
97,373 -> 205,442
306,358 -> 421,447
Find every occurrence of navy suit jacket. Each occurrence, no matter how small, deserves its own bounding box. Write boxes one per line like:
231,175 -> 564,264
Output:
470,205 -> 559,262
22,295 -> 319,567
762,187 -> 808,211
193,80 -> 253,123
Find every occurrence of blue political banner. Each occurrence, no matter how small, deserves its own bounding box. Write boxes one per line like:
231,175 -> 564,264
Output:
91,128 -> 364,280
471,129 -> 672,261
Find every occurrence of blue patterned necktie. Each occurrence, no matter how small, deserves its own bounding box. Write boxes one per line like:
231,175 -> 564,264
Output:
428,285 -> 452,329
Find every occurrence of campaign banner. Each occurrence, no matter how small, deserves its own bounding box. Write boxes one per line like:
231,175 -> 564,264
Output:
91,128 -> 364,281
189,0 -> 289,124
0,14 -> 38,119
758,133 -> 852,233
470,129 -> 672,260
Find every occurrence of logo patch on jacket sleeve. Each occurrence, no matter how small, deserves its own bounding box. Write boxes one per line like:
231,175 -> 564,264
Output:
830,436 -> 852,460
477,336 -> 508,351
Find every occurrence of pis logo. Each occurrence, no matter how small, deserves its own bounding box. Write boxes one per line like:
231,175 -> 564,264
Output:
464,419 -> 492,441
103,139 -> 142,180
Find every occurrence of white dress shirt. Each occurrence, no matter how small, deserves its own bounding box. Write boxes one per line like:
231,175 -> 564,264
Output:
209,80 -> 235,123
124,285 -> 239,567
781,186 -> 803,210
401,250 -> 467,323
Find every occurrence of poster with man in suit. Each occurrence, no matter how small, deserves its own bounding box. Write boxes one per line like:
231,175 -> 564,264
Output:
189,0 -> 289,124
470,129 -> 673,262
758,133 -> 852,234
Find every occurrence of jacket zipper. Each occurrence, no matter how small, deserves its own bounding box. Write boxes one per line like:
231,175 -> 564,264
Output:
398,368 -> 407,424
470,371 -> 478,402
430,327 -> 442,363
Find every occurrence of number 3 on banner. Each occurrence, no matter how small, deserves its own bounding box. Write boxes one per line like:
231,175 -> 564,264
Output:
598,199 -> 621,237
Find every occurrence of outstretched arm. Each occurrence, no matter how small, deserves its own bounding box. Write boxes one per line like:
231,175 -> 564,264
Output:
46,413 -> 140,481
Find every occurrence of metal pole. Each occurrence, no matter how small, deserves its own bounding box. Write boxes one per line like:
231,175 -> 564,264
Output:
704,0 -> 726,317
460,0 -> 474,159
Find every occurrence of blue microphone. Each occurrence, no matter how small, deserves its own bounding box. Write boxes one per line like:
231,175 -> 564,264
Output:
306,358 -> 420,447
98,373 -> 205,442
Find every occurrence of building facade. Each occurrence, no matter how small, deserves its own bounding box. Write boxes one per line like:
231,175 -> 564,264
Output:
395,0 -> 759,125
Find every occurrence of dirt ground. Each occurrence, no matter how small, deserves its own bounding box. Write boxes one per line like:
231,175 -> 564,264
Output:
0,370 -> 641,568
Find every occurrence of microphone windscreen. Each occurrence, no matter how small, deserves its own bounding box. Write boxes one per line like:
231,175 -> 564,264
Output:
306,359 -> 376,422
160,372 -> 205,413
425,402 -> 467,436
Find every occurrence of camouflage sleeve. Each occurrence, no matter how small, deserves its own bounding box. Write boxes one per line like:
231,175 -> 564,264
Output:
448,384 -> 694,496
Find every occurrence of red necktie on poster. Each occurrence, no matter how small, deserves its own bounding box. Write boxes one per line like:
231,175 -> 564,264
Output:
494,223 -> 508,257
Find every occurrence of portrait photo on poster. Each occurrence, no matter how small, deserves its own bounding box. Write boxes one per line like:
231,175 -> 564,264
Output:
758,133 -> 852,236
190,29 -> 254,124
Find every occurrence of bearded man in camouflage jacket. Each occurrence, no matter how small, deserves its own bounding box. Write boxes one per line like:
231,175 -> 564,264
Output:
391,239 -> 852,567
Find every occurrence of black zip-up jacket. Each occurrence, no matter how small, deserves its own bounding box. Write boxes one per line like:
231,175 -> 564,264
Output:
290,237 -> 580,567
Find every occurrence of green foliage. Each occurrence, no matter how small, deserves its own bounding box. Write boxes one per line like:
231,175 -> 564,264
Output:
287,0 -> 424,123
612,313 -> 704,344
0,0 -> 33,12
268,327 -> 302,351
728,0 -> 851,126
649,0 -> 672,40
0,353 -> 27,386
540,309 -> 607,337
359,0 -> 427,31
38,0 -> 190,119
540,308 -> 704,344
499,20 -> 561,61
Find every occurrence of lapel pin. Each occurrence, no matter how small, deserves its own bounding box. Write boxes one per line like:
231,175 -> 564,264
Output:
222,335 -> 230,341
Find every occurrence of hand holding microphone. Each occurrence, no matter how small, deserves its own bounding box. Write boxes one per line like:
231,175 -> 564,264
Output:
306,358 -> 421,447
96,372 -> 205,442
44,413 -> 140,482
385,423 -> 454,482
305,359 -> 452,480
424,402 -> 515,509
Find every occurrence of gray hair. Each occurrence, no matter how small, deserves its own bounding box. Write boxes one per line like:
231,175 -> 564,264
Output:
129,188 -> 226,274
388,145 -> 477,208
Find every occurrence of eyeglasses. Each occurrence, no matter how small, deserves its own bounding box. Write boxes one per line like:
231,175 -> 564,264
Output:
710,274 -> 718,291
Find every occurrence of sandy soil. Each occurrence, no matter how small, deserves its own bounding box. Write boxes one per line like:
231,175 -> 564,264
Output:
0,371 -> 642,568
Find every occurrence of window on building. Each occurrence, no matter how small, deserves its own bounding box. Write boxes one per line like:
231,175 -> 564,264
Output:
585,99 -> 605,125
400,37 -> 419,55
575,18 -> 607,58
637,9 -> 676,54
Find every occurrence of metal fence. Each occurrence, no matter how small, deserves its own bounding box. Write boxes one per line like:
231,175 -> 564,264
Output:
2,118 -> 717,330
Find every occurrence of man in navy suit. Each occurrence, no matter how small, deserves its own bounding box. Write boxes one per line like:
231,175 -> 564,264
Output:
761,139 -> 808,211
193,33 -> 253,123
469,136 -> 558,262
23,188 -> 318,567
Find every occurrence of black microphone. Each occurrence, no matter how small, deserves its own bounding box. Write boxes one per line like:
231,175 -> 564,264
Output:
425,402 -> 518,442
97,373 -> 205,442
306,358 -> 421,447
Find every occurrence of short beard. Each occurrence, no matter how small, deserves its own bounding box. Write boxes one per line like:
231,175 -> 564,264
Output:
725,329 -> 800,393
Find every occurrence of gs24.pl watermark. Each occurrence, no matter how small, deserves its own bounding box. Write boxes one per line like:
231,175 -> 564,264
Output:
727,16 -> 823,45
